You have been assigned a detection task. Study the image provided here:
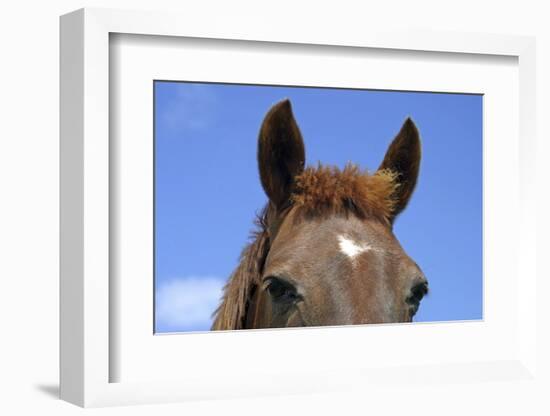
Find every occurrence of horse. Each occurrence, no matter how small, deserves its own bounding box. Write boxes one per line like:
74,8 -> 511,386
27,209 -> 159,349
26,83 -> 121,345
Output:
211,99 -> 428,330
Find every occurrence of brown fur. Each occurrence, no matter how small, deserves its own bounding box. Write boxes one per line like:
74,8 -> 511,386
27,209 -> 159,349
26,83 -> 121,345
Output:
378,118 -> 421,218
257,99 -> 305,210
292,163 -> 399,226
210,222 -> 269,330
211,100 -> 423,331
212,164 -> 398,329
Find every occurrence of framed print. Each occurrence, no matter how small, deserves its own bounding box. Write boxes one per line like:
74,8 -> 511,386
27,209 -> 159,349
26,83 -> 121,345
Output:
60,8 -> 538,408
152,82 -> 482,334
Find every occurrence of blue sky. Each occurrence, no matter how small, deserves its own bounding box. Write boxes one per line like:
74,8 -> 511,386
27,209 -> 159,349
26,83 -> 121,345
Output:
154,81 -> 483,333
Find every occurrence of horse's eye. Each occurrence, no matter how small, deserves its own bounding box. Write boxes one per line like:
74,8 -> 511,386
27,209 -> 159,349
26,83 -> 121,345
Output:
265,277 -> 299,303
406,281 -> 428,316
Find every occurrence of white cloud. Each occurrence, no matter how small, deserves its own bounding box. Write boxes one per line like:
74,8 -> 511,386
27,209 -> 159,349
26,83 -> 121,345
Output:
155,276 -> 225,332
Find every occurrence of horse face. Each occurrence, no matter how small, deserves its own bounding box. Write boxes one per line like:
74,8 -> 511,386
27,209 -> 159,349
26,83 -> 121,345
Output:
253,211 -> 427,327
247,99 -> 427,329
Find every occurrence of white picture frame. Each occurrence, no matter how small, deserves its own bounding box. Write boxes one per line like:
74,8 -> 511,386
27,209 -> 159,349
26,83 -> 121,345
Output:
60,7 -> 538,408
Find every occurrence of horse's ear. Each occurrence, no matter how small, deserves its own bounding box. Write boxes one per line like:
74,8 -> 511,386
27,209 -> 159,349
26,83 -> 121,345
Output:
378,117 -> 421,221
257,99 -> 305,210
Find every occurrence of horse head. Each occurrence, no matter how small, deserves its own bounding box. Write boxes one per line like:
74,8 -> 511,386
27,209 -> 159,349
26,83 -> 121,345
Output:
212,99 -> 427,330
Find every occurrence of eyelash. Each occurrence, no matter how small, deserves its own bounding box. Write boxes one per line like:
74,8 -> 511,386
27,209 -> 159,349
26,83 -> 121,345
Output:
410,282 -> 428,302
264,277 -> 301,303
407,282 -> 428,316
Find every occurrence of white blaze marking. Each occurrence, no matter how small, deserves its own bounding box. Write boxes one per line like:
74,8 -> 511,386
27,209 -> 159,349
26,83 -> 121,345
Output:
338,235 -> 373,259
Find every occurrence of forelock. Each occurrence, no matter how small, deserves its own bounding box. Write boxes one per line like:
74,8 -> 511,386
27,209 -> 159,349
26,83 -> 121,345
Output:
290,163 -> 399,225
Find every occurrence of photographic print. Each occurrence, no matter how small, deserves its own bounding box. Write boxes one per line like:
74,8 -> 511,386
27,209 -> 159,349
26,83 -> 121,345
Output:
154,82 -> 482,333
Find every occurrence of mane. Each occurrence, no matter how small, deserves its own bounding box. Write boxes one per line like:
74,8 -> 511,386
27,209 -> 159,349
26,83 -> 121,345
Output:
292,163 -> 399,225
210,214 -> 270,330
211,163 -> 399,330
